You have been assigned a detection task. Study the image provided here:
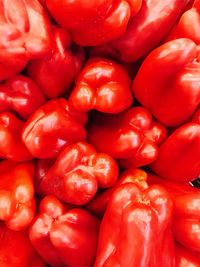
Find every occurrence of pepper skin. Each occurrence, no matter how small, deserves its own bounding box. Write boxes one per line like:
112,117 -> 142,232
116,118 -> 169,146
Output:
0,0 -> 52,80
38,142 -> 118,205
94,183 -> 174,267
191,107 -> 200,124
0,160 -> 35,231
69,57 -> 133,114
86,168 -> 148,217
28,26 -> 85,99
0,75 -> 46,120
175,243 -> 200,267
133,38 -> 200,126
46,0 -> 142,46
101,0 -> 189,62
151,122 -> 200,183
29,195 -> 99,267
22,99 -> 87,158
0,112 -> 32,161
88,106 -> 167,168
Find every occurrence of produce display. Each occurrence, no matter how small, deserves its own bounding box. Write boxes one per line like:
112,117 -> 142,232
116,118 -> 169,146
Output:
0,0 -> 200,266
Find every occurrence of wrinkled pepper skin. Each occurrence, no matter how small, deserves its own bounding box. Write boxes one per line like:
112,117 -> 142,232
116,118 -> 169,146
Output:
29,195 -> 99,267
0,112 -> 32,161
133,38 -> 200,126
46,0 -> 142,46
94,183 -> 174,267
28,26 -> 85,99
88,106 -> 167,168
22,99 -> 87,158
151,122 -> 200,183
69,57 -> 133,113
175,243 -> 200,267
0,223 -> 46,267
0,0 -> 52,80
104,0 -> 189,62
86,168 -> 148,217
0,160 -> 35,231
38,142 -> 118,205
166,0 -> 200,44
0,75 -> 46,120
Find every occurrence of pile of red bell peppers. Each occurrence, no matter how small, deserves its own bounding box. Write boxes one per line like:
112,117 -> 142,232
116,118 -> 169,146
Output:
0,0 -> 200,266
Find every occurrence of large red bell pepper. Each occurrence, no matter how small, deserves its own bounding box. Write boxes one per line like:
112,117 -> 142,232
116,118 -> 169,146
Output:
69,57 -> 133,113
0,0 -> 52,80
0,160 -> 35,231
0,75 -> 46,120
0,112 -> 32,161
88,106 -> 167,168
46,0 -> 142,46
133,38 -> 200,126
28,26 -> 85,99
38,142 -> 118,205
22,99 -> 87,158
151,122 -> 200,183
29,195 -> 99,267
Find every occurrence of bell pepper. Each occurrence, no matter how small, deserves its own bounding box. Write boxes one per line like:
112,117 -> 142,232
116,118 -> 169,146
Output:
27,26 -> 85,99
69,57 -> 133,114
151,122 -> 200,183
29,195 -> 99,267
88,106 -> 167,168
38,142 -> 118,205
133,38 -> 200,126
94,183 -> 174,267
46,0 -> 142,46
175,243 -> 200,267
0,75 -> 46,120
0,0 -> 52,80
166,0 -> 200,44
0,112 -> 32,161
102,0 -> 190,62
0,160 -> 35,231
86,168 -> 148,217
22,99 -> 87,158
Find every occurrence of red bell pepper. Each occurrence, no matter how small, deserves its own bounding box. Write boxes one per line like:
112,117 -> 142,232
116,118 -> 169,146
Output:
175,243 -> 200,267
151,122 -> 200,183
29,195 -> 99,267
0,75 -> 46,120
133,38 -> 200,126
86,168 -> 148,217
103,0 -> 189,62
0,112 -> 32,161
88,106 -> 167,168
38,142 -> 118,205
69,57 -> 133,113
94,183 -> 174,267
46,0 -> 142,46
0,223 -> 46,267
22,99 -> 87,158
0,0 -> 52,80
28,26 -> 85,99
0,160 -> 35,231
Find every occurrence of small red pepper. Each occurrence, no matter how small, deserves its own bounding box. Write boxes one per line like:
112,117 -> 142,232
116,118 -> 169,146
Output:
22,99 -> 87,158
38,142 -> 118,205
29,195 -> 99,267
0,160 -> 35,231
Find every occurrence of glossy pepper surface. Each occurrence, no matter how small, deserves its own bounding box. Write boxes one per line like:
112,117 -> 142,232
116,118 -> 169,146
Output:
133,38 -> 200,126
69,57 -> 133,113
88,106 -> 167,168
22,99 -> 87,158
28,26 -> 84,99
38,142 -> 119,205
175,243 -> 200,267
0,0 -> 52,80
29,195 -> 99,267
46,0 -> 142,46
0,160 -> 35,231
